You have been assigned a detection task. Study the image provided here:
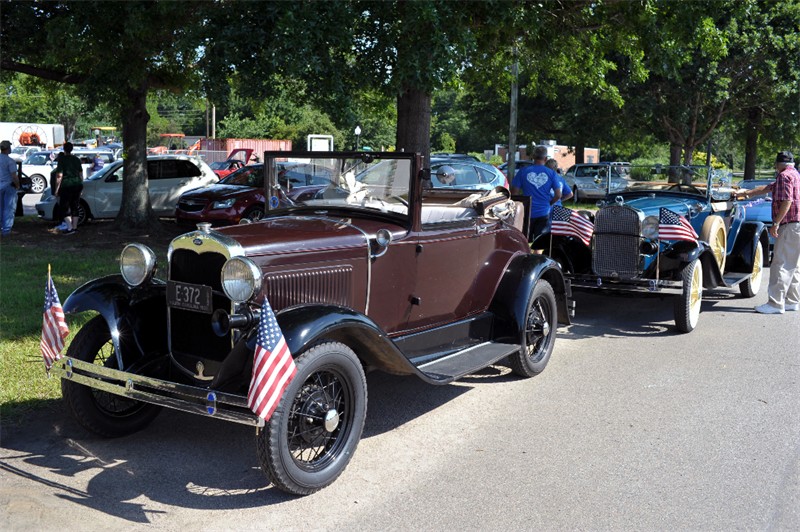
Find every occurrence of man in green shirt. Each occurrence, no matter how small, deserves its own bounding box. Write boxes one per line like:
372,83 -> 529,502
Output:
53,142 -> 83,234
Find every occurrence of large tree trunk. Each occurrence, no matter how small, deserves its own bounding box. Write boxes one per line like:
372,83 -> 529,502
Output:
682,144 -> 694,166
743,107 -> 761,180
115,85 -> 158,231
396,86 -> 431,163
574,144 -> 585,164
669,143 -> 682,167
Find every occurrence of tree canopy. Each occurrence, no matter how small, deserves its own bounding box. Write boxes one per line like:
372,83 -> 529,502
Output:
2,0 -> 799,230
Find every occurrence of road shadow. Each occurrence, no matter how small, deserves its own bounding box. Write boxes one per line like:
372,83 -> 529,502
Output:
563,288 -> 753,339
0,372 -> 472,521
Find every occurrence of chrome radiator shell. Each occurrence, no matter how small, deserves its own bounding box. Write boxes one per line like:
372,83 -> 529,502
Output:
591,205 -> 644,278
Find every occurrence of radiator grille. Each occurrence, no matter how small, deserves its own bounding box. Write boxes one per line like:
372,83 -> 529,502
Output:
176,199 -> 206,212
169,248 -> 232,359
592,206 -> 643,278
265,266 -> 353,311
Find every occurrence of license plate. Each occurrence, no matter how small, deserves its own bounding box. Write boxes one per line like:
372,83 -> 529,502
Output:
167,281 -> 213,314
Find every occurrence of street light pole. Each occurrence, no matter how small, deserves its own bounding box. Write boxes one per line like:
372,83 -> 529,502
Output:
354,126 -> 361,150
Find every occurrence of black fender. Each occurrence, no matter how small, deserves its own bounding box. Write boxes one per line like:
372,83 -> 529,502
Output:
535,232 -> 592,274
489,253 -> 571,345
727,221 -> 769,272
267,305 -> 421,377
655,240 -> 725,287
62,275 -> 168,370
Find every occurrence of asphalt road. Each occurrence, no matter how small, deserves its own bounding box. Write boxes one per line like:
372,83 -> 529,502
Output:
1,274 -> 798,531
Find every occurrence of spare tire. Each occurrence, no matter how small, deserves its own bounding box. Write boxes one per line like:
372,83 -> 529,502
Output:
700,215 -> 727,273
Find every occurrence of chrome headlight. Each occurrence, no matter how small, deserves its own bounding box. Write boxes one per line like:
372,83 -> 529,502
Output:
642,215 -> 659,240
221,256 -> 262,303
120,244 -> 156,286
212,198 -> 236,209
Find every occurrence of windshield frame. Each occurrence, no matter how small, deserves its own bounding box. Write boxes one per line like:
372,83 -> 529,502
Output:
263,151 -> 418,223
595,164 -> 733,202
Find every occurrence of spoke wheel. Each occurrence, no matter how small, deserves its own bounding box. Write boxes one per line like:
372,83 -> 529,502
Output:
508,280 -> 557,377
76,200 -> 89,226
61,316 -> 161,437
739,240 -> 764,298
30,174 -> 46,194
257,341 -> 366,495
674,259 -> 703,333
242,205 -> 265,222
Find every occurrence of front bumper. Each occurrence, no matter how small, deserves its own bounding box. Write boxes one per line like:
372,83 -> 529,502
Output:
35,195 -> 57,220
568,273 -> 683,296
175,207 -> 241,227
51,356 -> 264,427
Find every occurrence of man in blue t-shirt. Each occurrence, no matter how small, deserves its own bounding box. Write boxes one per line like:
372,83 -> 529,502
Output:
511,145 -> 561,249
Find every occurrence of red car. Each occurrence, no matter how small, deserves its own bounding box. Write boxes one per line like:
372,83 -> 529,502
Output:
208,148 -> 253,179
175,161 -> 335,226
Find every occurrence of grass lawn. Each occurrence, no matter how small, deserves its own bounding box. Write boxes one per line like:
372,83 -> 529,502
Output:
0,216 -> 179,422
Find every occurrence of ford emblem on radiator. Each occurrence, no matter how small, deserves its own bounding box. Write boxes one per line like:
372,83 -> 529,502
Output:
193,238 -> 203,246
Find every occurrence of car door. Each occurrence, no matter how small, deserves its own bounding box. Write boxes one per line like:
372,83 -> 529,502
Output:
86,162 -> 125,218
148,159 -> 205,215
405,212 -> 481,330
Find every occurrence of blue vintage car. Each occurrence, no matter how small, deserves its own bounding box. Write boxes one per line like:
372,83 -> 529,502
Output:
737,178 -> 775,260
535,165 -> 770,333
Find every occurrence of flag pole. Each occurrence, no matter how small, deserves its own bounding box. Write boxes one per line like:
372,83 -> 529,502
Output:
46,263 -> 52,377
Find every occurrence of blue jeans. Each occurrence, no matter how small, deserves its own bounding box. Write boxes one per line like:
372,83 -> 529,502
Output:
0,184 -> 16,235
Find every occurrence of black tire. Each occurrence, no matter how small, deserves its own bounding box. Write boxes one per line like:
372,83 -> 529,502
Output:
739,240 -> 764,298
508,280 -> 557,377
674,259 -> 703,333
242,205 -> 265,222
61,316 -> 161,437
76,200 -> 90,225
256,341 -> 367,495
30,174 -> 47,194
572,186 -> 580,203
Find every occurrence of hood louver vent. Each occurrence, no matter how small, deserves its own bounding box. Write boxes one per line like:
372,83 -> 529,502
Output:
265,265 -> 353,311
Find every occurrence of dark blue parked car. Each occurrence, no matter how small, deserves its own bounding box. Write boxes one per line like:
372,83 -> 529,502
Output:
536,165 -> 770,332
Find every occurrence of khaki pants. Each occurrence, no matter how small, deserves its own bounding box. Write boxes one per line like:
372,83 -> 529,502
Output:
767,222 -> 800,308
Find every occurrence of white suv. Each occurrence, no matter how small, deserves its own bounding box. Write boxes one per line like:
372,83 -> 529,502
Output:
21,149 -> 116,194
36,154 -> 218,225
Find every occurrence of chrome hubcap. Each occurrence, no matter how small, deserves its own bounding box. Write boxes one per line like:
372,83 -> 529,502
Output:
324,409 -> 340,433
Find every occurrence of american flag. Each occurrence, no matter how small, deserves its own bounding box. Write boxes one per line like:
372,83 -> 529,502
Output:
658,208 -> 698,242
41,269 -> 69,371
551,205 -> 594,246
247,299 -> 297,421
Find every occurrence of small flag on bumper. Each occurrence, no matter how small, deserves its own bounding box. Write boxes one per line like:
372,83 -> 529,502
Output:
41,267 -> 69,371
247,299 -> 297,421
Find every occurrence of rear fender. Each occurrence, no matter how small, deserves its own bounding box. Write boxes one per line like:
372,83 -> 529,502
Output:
727,221 -> 768,272
489,253 -> 571,345
63,275 -> 168,370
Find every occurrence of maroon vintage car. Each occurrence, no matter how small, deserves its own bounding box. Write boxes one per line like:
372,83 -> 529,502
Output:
51,151 -> 572,496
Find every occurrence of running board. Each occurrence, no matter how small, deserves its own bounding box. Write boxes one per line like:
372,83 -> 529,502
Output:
414,342 -> 520,384
722,273 -> 749,287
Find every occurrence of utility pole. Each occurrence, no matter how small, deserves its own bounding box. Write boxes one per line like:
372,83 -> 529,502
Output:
508,43 -> 519,183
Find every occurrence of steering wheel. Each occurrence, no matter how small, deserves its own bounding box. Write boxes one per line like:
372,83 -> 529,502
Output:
390,195 -> 409,206
667,184 -> 703,195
